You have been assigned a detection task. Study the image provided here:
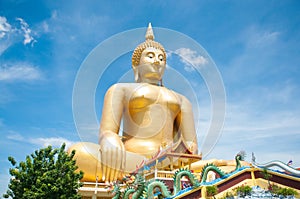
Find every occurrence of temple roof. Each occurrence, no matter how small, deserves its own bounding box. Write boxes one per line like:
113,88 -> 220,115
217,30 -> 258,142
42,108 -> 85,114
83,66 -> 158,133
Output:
133,137 -> 202,173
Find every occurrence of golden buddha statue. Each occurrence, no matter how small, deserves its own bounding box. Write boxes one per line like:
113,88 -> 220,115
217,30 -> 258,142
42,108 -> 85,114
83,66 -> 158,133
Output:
68,23 -> 198,182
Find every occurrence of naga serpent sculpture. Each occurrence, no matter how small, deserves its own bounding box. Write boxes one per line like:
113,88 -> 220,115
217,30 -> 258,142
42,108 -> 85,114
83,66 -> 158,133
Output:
252,153 -> 300,177
173,169 -> 201,194
200,163 -> 227,183
123,174 -> 145,199
200,151 -> 245,183
111,182 -> 121,199
142,179 -> 171,199
112,168 -> 199,199
112,152 -> 245,198
142,168 -> 200,199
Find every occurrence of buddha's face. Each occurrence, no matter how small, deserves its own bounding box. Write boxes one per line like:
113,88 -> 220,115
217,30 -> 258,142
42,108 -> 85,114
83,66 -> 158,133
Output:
135,47 -> 166,83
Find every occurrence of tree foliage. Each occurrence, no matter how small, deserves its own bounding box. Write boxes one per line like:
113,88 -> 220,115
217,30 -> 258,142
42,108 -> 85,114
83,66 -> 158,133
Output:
4,143 -> 84,199
235,185 -> 252,197
270,184 -> 297,197
206,185 -> 218,198
261,168 -> 272,187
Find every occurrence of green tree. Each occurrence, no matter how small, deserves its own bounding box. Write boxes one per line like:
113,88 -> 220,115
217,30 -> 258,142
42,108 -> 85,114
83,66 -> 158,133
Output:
261,168 -> 272,188
235,185 -> 252,197
3,143 -> 84,199
206,185 -> 218,199
270,185 -> 297,197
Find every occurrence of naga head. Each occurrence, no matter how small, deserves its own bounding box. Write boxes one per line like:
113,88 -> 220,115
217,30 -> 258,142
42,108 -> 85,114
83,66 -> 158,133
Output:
236,151 -> 246,161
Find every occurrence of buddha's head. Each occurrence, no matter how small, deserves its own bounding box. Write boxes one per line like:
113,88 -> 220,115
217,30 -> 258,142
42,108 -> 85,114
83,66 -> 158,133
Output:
132,23 -> 166,84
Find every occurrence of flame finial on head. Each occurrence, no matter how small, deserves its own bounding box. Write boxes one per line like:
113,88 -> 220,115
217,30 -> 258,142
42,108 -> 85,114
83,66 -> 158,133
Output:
145,23 -> 154,41
132,23 -> 166,67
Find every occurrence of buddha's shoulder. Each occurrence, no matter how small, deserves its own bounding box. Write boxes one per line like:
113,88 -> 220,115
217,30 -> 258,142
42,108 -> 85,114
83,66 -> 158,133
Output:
105,83 -> 145,96
107,83 -> 143,91
160,87 -> 191,103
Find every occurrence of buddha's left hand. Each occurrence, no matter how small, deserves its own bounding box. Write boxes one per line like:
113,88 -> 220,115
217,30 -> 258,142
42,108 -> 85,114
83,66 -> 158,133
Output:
99,131 -> 125,182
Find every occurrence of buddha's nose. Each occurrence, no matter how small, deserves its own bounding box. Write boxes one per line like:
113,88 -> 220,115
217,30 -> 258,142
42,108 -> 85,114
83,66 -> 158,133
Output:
153,59 -> 160,65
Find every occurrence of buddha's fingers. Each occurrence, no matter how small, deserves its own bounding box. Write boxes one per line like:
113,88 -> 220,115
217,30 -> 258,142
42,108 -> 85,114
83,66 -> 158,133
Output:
110,148 -> 118,182
105,148 -> 112,183
115,145 -> 126,179
120,142 -> 126,178
100,147 -> 106,182
96,151 -> 102,181
110,168 -> 116,182
116,141 -> 126,178
108,149 -> 115,182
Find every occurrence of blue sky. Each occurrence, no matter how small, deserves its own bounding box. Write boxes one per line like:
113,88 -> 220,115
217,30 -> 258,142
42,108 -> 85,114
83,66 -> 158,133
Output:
1,0 -> 300,195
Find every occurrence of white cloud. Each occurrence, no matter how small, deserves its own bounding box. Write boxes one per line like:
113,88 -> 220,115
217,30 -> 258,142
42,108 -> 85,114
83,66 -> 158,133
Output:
6,132 -> 75,149
174,48 -> 208,72
51,10 -> 58,19
223,25 -> 284,85
0,16 -> 36,55
0,63 -> 43,82
0,16 -> 13,55
206,116 -> 300,166
224,104 -> 300,138
202,76 -> 300,166
223,83 -> 299,137
0,16 -> 11,38
42,21 -> 49,32
206,139 -> 299,167
6,132 -> 24,141
262,83 -> 295,104
243,25 -> 280,49
16,17 -> 36,45
205,95 -> 300,162
29,137 -> 75,149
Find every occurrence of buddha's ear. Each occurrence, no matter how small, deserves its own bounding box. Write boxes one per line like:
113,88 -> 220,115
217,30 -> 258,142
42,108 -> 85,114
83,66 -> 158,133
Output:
132,66 -> 139,82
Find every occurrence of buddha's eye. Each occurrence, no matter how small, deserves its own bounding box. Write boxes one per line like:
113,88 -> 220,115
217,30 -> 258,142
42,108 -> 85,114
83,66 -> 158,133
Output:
158,54 -> 164,61
147,52 -> 154,59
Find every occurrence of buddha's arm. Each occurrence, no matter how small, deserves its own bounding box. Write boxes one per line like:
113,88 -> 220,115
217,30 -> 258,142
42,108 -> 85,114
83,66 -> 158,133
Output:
100,84 -> 124,134
99,84 -> 126,182
176,96 -> 198,154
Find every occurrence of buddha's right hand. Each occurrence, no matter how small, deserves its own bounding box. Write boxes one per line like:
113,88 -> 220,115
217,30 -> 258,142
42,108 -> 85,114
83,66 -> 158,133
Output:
99,131 -> 126,182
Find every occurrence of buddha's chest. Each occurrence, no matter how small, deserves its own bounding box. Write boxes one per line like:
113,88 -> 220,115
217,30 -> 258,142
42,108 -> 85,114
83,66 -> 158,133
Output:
127,86 -> 181,112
